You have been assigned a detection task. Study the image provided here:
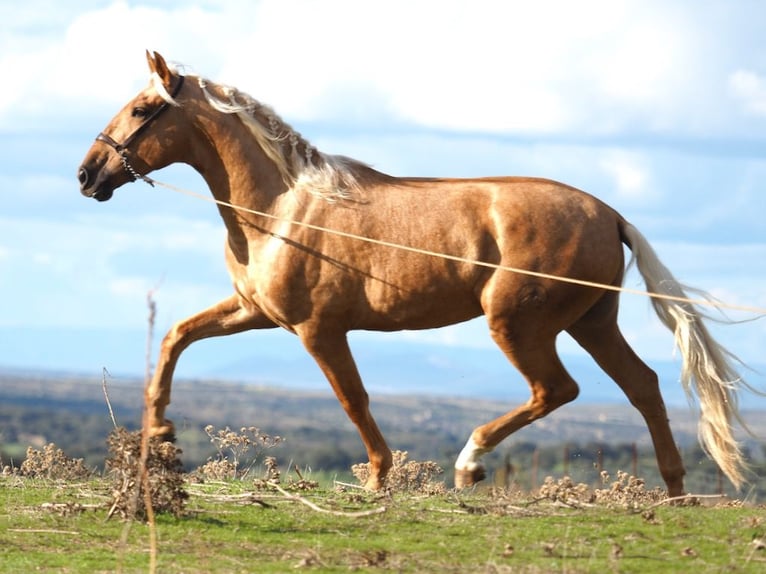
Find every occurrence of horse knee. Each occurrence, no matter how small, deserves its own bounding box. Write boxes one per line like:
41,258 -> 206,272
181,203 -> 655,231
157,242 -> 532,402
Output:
555,381 -> 580,406
160,321 -> 188,353
531,381 -> 579,416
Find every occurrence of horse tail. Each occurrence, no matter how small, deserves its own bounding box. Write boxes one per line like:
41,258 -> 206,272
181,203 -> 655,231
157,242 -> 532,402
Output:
619,220 -> 751,489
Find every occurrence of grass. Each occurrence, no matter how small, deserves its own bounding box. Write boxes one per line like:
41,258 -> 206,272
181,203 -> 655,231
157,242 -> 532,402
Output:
1,475 -> 765,573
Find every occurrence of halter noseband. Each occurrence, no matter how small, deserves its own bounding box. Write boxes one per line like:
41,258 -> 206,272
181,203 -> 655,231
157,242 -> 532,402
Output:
95,74 -> 186,186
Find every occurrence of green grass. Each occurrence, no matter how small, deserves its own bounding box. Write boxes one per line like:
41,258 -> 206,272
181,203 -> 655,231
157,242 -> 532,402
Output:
1,476 -> 765,573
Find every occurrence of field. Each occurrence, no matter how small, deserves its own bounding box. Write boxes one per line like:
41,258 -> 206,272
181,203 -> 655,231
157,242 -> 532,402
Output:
2,473 -> 765,573
2,373 -> 766,572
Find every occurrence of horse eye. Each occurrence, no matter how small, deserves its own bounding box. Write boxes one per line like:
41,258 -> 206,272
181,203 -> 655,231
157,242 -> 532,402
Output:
131,107 -> 148,118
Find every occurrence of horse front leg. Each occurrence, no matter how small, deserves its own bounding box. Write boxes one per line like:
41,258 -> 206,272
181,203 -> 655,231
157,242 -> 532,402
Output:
299,329 -> 392,490
145,294 -> 277,438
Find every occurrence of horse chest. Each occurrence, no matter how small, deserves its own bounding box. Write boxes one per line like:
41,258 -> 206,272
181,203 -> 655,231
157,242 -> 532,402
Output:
227,234 -> 317,326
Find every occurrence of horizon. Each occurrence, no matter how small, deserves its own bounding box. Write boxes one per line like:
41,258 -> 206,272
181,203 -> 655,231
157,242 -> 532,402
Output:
3,325 -> 765,412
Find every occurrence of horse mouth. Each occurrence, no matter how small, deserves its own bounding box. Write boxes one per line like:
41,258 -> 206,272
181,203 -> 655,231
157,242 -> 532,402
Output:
80,184 -> 114,202
93,187 -> 114,202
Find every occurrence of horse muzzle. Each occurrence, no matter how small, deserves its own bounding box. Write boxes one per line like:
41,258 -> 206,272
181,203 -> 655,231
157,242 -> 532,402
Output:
77,164 -> 115,202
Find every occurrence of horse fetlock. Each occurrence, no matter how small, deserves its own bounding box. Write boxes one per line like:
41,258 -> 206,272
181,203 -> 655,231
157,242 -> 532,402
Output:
455,435 -> 492,465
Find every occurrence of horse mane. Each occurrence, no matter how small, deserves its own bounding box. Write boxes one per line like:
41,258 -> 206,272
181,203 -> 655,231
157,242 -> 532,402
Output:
152,71 -> 368,202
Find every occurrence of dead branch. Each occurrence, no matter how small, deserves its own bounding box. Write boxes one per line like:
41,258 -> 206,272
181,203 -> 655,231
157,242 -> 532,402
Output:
101,368 -> 118,428
268,481 -> 386,517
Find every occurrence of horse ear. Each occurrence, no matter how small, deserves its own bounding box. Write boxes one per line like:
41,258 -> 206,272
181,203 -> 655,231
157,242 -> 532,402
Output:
146,50 -> 174,86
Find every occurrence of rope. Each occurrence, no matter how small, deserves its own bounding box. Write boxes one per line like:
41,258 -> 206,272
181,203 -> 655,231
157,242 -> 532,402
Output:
143,175 -> 766,317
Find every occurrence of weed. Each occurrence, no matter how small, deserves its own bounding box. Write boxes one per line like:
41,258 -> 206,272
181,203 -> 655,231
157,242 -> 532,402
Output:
536,475 -> 595,505
18,443 -> 92,481
194,425 -> 283,481
105,427 -> 187,520
594,469 -> 668,508
351,450 -> 446,494
193,458 -> 237,481
535,469 -> 668,509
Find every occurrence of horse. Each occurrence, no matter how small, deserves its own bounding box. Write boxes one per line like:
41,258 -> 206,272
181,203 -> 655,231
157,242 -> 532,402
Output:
78,51 -> 753,496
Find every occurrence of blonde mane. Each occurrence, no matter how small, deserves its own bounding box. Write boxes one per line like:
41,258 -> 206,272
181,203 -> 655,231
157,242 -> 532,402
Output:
189,75 -> 364,202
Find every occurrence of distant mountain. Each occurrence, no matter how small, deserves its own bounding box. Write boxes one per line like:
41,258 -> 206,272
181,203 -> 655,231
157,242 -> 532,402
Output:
200,332 -> 766,410
2,325 -> 764,410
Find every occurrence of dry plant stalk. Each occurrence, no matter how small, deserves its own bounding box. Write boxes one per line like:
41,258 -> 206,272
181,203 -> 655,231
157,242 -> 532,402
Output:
269,481 -> 387,518
101,367 -> 118,429
140,290 -> 159,572
194,425 -> 283,481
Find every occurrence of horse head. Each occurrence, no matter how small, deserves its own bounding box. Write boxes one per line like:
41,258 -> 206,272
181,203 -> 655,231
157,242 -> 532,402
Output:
77,51 -> 185,201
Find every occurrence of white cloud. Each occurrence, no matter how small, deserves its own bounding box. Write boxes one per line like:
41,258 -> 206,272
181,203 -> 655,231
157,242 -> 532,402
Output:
0,2 -> 233,124
728,69 -> 766,117
217,0 -> 700,135
1,0 -> 763,139
598,151 -> 653,202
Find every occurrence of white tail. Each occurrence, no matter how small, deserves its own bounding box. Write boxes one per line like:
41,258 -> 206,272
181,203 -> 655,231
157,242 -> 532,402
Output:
622,222 -> 752,488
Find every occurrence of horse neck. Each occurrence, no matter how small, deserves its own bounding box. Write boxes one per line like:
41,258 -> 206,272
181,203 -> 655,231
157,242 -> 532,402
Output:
188,105 -> 291,221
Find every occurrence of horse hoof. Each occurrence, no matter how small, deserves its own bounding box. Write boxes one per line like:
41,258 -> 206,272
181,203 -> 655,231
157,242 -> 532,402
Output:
454,466 -> 486,489
363,476 -> 385,491
147,420 -> 176,442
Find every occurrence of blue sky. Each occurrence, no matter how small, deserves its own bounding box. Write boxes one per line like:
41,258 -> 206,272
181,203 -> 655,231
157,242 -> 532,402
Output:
1,1 -> 765,400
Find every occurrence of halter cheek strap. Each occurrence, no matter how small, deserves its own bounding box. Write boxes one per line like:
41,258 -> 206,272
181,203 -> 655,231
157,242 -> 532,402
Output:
95,74 -> 186,186
95,132 -> 156,185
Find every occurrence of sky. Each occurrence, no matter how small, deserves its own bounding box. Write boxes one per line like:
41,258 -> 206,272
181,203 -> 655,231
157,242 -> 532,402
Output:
1,1 -> 765,402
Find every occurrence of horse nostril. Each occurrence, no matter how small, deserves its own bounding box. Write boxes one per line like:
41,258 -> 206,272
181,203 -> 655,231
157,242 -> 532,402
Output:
77,166 -> 89,187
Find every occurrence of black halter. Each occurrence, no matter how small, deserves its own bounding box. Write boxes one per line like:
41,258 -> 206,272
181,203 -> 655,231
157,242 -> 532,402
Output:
95,75 -> 185,185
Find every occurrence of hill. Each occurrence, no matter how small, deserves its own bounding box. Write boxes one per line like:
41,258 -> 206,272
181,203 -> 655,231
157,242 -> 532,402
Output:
1,370 -> 765,497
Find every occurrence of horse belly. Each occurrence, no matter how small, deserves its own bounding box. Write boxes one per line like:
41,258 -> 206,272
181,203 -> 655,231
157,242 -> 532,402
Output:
359,258 -> 485,330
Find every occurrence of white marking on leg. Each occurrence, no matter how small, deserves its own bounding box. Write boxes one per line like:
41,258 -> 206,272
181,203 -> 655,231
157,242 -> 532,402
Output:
455,436 -> 492,472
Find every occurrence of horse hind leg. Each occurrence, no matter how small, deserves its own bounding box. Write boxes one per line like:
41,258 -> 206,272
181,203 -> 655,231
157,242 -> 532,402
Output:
455,324 -> 580,488
566,292 -> 686,497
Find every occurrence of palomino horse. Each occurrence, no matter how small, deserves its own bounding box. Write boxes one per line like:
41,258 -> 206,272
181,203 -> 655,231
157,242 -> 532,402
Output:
78,52 -> 751,495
